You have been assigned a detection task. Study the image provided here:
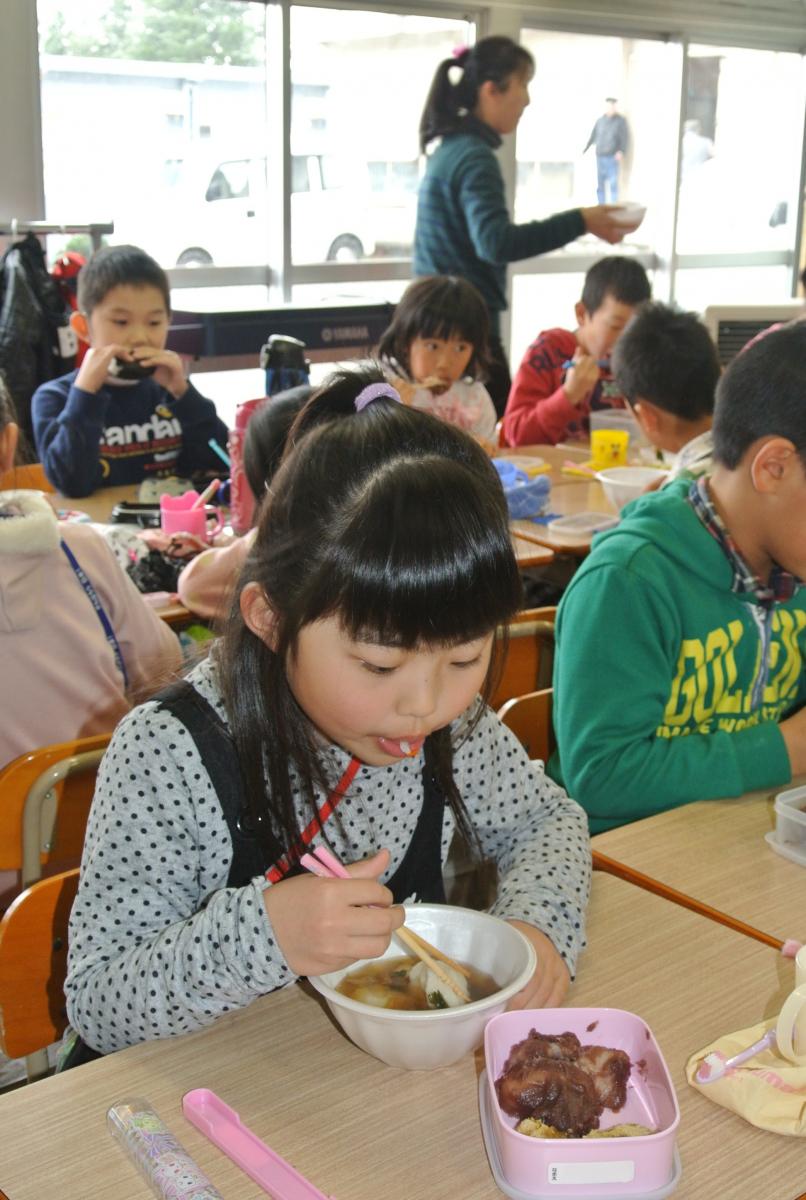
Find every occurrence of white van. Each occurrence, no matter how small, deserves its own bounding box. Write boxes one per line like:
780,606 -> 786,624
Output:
127,151 -> 416,269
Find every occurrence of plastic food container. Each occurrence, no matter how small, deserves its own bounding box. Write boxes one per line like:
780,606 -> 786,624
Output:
765,785 -> 806,866
597,467 -> 663,512
482,1008 -> 680,1198
589,408 -> 647,453
547,513 -> 619,538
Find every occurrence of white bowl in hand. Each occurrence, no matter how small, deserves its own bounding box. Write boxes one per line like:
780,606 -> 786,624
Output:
596,466 -> 663,511
308,903 -> 536,1070
609,202 -> 646,232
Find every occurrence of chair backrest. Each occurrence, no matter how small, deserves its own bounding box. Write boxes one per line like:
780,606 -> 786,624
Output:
497,687 -> 555,763
0,868 -> 79,1062
0,463 -> 54,492
0,733 -> 110,887
490,607 -> 557,713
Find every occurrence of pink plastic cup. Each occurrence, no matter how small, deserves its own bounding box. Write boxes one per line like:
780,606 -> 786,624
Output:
160,492 -> 224,542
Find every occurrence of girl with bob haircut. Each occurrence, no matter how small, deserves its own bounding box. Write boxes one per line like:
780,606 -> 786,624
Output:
378,275 -> 497,442
64,365 -> 590,1057
414,35 -> 630,413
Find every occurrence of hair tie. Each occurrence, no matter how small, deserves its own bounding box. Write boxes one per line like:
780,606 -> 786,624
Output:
354,382 -> 401,413
452,44 -> 469,60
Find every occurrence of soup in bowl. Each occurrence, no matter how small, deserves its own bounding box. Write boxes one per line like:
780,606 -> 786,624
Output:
308,903 -> 537,1070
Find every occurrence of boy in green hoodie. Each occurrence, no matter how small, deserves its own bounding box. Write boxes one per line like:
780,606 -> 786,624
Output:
550,321 -> 806,832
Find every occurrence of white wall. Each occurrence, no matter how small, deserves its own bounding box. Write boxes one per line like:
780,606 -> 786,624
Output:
1,0 -> 44,226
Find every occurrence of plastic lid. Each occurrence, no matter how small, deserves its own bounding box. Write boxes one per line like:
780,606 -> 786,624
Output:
548,512 -> 620,536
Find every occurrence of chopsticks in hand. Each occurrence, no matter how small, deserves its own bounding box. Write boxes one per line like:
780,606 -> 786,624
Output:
299,844 -> 471,1003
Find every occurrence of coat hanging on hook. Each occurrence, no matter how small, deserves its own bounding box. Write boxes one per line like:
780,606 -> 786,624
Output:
0,233 -> 77,450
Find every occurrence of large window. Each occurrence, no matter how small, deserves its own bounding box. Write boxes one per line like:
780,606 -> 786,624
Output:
37,0 -> 270,270
289,8 -> 470,265
32,1 -> 806,346
515,30 -> 683,253
673,44 -> 806,309
37,1 -> 472,276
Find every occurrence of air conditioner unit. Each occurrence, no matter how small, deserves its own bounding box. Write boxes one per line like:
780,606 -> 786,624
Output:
702,302 -> 802,366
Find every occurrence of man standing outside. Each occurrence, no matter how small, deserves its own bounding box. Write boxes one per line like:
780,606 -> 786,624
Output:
585,98 -> 629,204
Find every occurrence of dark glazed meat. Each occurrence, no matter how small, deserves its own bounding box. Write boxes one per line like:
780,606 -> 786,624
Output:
577,1045 -> 631,1111
495,1029 -> 634,1136
496,1059 -> 602,1136
502,1030 -> 582,1073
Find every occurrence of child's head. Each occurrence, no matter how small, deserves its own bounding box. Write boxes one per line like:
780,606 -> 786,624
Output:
221,364 -> 521,858
243,385 -> 313,505
575,257 -> 651,363
612,302 -> 720,453
420,36 -> 534,150
377,276 -> 490,386
0,375 -> 19,474
72,245 -> 172,359
712,322 -> 806,578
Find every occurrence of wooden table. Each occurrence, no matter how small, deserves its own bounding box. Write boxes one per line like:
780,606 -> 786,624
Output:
498,441 -> 592,486
593,790 -> 806,947
511,533 -> 554,568
511,479 -> 618,556
0,874 -> 802,1200
54,483 -> 141,524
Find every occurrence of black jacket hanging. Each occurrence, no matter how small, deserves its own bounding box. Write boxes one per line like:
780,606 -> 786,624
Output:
0,233 -> 76,446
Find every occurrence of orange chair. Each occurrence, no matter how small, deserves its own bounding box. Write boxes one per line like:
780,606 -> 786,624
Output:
0,463 -> 54,492
497,687 -> 555,764
0,868 -> 79,1080
490,607 -> 556,713
0,733 -> 110,897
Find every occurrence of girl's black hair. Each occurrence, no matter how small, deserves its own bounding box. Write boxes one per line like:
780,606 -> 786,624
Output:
220,362 -> 522,868
242,385 -> 312,512
377,276 -> 490,381
419,36 -> 535,151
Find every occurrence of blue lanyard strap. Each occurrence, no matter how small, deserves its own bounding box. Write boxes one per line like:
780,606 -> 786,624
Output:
60,538 -> 129,689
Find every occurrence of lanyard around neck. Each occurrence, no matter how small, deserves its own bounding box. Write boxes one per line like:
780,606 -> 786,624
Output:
60,538 -> 130,689
265,754 -> 362,884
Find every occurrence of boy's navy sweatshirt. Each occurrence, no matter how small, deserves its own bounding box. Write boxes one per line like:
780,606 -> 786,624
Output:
32,371 -> 230,497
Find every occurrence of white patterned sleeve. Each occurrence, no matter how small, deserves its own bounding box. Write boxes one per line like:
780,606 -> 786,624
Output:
452,706 -> 591,976
65,702 -> 294,1052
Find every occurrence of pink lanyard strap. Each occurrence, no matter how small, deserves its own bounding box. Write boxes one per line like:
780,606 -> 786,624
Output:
265,755 -> 361,884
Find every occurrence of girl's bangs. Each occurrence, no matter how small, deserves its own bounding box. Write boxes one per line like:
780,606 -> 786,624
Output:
418,307 -> 475,346
303,462 -> 521,648
321,534 -> 518,649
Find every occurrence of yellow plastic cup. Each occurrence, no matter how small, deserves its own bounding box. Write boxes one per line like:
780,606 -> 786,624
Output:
590,428 -> 629,470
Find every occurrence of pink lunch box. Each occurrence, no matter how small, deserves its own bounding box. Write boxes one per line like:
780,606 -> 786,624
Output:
482,1008 -> 681,1198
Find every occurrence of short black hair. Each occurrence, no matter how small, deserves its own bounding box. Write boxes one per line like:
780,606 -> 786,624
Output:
377,276 -> 490,380
580,256 -> 651,315
712,321 -> 806,469
612,302 -> 720,421
77,244 -> 171,315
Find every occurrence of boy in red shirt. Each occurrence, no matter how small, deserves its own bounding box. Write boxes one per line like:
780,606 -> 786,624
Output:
502,257 -> 650,447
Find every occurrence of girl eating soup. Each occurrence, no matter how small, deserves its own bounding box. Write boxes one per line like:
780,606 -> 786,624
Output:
64,366 -> 590,1059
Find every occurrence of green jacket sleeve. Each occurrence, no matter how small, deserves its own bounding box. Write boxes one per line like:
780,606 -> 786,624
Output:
552,563 -> 793,832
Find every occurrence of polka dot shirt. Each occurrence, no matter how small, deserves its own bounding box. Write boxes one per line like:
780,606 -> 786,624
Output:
66,656 -> 591,1053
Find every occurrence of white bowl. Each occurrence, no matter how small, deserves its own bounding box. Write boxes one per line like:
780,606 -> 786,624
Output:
596,466 -> 662,511
609,202 -> 646,231
308,904 -> 536,1070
